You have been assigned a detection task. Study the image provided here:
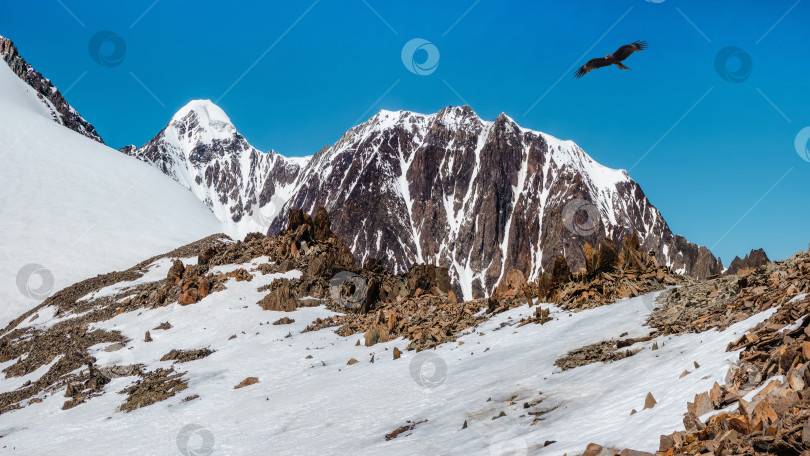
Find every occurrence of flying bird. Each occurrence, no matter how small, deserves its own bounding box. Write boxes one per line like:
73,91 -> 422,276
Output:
574,41 -> 648,79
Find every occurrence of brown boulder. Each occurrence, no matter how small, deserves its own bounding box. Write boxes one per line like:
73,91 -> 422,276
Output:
166,260 -> 185,284
620,233 -> 645,271
619,450 -> 653,456
626,231 -> 641,250
550,256 -> 572,285
287,209 -> 311,232
643,392 -> 657,410
178,288 -> 199,306
492,269 -> 531,301
278,259 -> 296,273
197,246 -> 218,266
407,265 -> 451,296
225,268 -> 253,282
234,377 -> 259,389
313,207 -> 333,242
537,272 -> 553,300
583,242 -> 599,274
307,256 -> 329,277
597,237 -> 619,272
197,277 -> 211,299
258,279 -> 297,311
582,443 -> 604,456
364,324 -> 389,347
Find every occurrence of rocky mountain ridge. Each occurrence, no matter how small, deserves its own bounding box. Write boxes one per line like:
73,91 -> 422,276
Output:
124,102 -> 722,299
725,248 -> 770,275
0,36 -> 103,143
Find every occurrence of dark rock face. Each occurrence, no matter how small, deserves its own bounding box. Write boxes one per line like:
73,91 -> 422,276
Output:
725,248 -> 770,275
267,107 -> 721,298
0,36 -> 103,143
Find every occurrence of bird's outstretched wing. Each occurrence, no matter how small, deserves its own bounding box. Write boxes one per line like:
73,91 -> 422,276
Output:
574,57 -> 612,78
613,40 -> 648,61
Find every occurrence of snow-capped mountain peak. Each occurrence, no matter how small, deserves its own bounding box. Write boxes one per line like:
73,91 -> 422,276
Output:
264,106 -> 721,298
168,99 -> 237,145
121,101 -> 307,238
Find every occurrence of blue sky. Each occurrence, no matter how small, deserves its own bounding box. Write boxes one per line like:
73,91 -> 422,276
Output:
2,0 -> 808,265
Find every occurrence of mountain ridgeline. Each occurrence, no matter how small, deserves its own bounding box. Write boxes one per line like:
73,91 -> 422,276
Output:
121,101 -> 722,299
0,36 -> 103,143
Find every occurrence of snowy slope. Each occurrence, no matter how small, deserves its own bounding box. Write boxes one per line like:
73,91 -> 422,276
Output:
120,100 -> 306,239
0,254 -> 773,455
0,62 -> 224,328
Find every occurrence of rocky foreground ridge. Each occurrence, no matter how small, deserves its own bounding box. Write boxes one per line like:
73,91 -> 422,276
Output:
576,247 -> 810,455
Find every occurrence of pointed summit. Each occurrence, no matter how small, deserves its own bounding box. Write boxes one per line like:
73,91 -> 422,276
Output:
121,99 -> 308,237
171,99 -> 233,127
167,99 -> 237,143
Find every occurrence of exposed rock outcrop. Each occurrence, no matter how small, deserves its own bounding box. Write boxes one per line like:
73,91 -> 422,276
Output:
537,233 -> 687,309
725,248 -> 770,275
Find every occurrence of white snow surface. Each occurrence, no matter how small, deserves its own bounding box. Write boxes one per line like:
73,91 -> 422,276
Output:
0,252 -> 775,455
0,62 -> 224,328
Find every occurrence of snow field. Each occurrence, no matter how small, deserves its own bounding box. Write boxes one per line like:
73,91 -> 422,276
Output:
0,254 -> 776,455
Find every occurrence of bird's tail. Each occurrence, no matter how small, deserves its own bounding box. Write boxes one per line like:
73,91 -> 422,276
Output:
616,62 -> 630,70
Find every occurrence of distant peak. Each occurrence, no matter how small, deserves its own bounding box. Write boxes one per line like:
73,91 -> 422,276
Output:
436,104 -> 478,119
171,99 -> 233,126
443,104 -> 475,113
372,109 -> 406,122
167,99 -> 237,141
